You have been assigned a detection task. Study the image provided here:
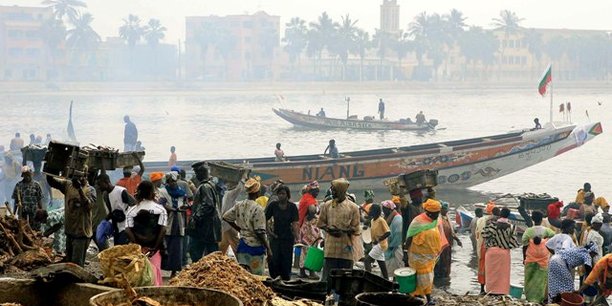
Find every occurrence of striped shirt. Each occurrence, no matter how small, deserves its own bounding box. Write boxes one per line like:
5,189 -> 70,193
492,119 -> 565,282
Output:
482,218 -> 520,249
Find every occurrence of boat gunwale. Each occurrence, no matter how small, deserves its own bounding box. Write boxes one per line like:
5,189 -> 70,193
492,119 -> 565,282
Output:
274,108 -> 434,131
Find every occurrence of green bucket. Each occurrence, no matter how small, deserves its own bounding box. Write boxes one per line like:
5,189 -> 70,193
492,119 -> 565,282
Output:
304,245 -> 324,272
509,284 -> 523,299
394,267 -> 417,294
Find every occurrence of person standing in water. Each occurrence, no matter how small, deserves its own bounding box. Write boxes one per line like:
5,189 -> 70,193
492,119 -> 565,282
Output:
378,98 -> 385,120
123,116 -> 138,152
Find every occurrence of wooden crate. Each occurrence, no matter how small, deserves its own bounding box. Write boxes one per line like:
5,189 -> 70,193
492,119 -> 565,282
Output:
43,141 -> 88,178
208,161 -> 250,184
115,151 -> 146,168
399,170 -> 438,191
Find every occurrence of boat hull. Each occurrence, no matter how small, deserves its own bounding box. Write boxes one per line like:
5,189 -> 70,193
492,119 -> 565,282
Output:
273,108 -> 435,131
144,122 -> 602,191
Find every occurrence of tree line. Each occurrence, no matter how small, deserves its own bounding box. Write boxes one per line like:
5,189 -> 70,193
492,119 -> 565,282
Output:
37,1 -> 612,81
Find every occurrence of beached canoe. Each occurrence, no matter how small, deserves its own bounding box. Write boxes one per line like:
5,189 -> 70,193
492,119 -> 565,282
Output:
144,121 -> 602,190
273,108 -> 438,131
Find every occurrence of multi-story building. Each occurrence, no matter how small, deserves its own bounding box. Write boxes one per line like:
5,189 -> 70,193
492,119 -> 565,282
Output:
0,5 -> 60,81
380,0 -> 399,35
185,11 -> 280,81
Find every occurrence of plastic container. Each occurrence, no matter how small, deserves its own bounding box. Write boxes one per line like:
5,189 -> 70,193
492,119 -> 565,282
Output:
355,292 -> 424,306
560,292 -> 584,306
509,284 -> 523,299
519,196 -> 559,212
394,267 -> 417,294
329,269 -> 398,306
304,239 -> 324,272
89,286 -> 243,306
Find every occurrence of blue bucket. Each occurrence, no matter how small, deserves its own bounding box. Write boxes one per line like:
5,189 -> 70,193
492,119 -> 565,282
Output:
294,246 -> 302,257
509,284 -> 523,299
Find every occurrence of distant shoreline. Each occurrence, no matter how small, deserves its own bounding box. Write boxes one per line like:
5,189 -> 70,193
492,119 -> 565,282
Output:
0,80 -> 611,96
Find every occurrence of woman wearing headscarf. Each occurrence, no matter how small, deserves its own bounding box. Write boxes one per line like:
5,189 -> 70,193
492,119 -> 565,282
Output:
382,200 -> 403,277
546,219 -> 577,254
579,253 -> 612,299
547,243 -> 598,302
405,199 -> 443,304
521,211 -> 555,303
265,185 -> 299,280
364,203 -> 390,279
475,202 -> 499,294
159,172 -> 188,277
481,208 -> 520,295
299,205 -> 321,279
435,202 -> 462,279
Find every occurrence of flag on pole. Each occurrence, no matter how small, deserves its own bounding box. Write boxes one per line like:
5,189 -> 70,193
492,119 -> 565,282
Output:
538,64 -> 552,96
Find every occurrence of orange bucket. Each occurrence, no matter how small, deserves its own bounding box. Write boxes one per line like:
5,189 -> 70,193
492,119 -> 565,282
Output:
560,292 -> 584,306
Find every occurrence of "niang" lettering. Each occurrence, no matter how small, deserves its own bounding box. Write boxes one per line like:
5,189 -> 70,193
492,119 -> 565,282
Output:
302,164 -> 365,180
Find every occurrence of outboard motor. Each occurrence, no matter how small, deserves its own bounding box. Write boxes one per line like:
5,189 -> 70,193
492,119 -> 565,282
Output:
428,119 -> 439,128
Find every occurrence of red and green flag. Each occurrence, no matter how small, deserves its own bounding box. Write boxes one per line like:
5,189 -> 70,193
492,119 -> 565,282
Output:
538,64 -> 552,96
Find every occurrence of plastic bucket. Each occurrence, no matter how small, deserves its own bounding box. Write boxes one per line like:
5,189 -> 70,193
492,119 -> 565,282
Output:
560,292 -> 584,306
355,292 -> 424,306
303,246 -> 324,272
293,246 -> 301,257
394,267 -> 417,294
509,284 -> 523,299
89,286 -> 243,306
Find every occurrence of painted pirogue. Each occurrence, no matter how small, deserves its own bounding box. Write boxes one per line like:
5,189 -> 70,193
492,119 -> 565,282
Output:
145,122 -> 602,190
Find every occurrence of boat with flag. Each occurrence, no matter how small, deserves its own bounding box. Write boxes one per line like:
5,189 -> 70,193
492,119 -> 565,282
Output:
144,121 -> 603,190
272,108 -> 439,131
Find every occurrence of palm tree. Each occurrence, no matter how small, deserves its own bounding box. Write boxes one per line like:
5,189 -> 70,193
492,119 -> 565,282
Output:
283,17 -> 308,68
445,9 -> 466,41
213,28 -> 237,81
144,19 -> 166,48
330,14 -> 359,80
458,27 -> 498,80
354,29 -> 370,81
40,17 -> 66,67
119,14 -> 145,48
372,29 -> 393,80
43,0 -> 86,24
66,13 -> 100,66
492,10 -> 524,78
523,28 -> 543,79
392,31 -> 413,79
66,13 -> 100,50
308,12 -> 337,78
408,12 -> 451,80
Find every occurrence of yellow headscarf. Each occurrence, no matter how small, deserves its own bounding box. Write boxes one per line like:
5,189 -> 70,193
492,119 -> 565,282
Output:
594,197 -> 609,209
391,195 -> 401,204
422,198 -> 441,213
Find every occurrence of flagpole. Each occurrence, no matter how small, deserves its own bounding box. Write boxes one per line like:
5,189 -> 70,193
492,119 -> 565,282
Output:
549,75 -> 553,124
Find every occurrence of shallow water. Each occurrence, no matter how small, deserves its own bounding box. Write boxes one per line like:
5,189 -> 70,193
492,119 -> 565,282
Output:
1,86 -> 610,292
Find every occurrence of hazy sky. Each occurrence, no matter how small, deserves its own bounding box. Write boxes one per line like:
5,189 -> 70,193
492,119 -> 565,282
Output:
3,0 -> 611,44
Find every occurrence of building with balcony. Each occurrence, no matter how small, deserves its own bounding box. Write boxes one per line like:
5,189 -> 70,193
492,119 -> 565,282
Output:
0,5 -> 60,81
185,11 -> 280,81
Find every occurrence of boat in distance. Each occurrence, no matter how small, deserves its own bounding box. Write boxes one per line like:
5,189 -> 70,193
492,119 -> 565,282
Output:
145,121 -> 602,190
273,108 -> 439,131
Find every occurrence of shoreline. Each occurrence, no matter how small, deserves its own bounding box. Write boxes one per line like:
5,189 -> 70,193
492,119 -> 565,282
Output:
1,80 -> 611,96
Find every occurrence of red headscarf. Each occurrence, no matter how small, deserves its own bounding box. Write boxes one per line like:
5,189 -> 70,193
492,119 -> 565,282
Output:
547,201 -> 564,219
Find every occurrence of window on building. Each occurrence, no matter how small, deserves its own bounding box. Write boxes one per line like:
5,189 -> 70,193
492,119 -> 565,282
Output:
25,31 -> 38,39
502,40 -> 507,48
521,56 -> 527,65
26,48 -> 40,57
508,40 -> 515,48
9,48 -> 22,57
8,30 -> 21,38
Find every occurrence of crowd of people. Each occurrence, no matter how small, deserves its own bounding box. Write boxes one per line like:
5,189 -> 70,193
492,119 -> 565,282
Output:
3,119 -> 612,305
468,183 -> 612,304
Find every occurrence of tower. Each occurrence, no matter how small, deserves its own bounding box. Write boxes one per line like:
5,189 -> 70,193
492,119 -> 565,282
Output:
380,0 -> 400,34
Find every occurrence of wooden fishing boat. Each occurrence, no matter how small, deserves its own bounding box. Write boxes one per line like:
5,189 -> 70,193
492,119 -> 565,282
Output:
273,108 -> 439,131
144,121 -> 603,190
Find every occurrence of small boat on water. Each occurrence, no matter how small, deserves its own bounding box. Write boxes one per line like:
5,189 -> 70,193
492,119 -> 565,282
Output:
144,121 -> 602,191
273,108 -> 439,131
